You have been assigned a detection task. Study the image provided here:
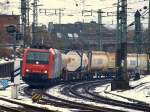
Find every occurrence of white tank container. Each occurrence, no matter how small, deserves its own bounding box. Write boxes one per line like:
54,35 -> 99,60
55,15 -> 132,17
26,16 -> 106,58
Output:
62,51 -> 88,72
127,53 -> 138,69
127,53 -> 148,71
90,51 -> 109,70
138,54 -> 147,71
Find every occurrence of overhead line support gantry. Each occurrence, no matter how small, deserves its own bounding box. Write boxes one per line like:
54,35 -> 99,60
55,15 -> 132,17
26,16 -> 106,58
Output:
111,0 -> 130,90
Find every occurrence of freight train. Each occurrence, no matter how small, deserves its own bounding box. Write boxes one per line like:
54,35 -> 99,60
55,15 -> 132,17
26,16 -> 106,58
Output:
21,48 -> 149,87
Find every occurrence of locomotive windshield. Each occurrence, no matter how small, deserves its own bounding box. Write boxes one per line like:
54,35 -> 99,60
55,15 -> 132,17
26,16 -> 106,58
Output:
26,51 -> 49,64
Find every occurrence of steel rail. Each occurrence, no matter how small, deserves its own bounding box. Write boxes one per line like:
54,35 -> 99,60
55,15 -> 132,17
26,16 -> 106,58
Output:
86,81 -> 150,108
0,105 -> 23,112
69,80 -> 150,111
24,84 -> 124,112
43,92 -> 125,112
0,97 -> 53,112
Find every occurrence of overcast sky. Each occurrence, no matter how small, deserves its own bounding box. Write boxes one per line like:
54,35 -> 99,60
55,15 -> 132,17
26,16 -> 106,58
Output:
0,0 -> 149,28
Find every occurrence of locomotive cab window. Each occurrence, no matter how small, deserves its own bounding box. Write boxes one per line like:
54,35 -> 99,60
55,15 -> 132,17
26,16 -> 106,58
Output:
26,51 -> 49,64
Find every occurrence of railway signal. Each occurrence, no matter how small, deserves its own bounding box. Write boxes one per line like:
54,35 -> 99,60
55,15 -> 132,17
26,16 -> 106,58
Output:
6,25 -> 22,41
5,25 -> 22,62
6,25 -> 16,33
6,25 -> 17,60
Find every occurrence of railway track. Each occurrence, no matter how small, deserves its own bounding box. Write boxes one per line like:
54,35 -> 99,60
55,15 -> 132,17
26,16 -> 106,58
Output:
23,79 -> 150,112
104,87 -> 150,105
0,105 -> 23,112
43,91 -> 124,112
87,81 -> 150,105
24,85 -> 126,112
0,97 -> 53,112
68,80 -> 150,112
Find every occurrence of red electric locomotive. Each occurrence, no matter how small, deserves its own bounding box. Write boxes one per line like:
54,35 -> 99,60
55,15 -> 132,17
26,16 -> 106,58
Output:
21,48 -> 62,87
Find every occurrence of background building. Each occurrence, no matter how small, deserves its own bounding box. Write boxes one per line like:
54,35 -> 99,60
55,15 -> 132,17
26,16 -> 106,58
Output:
0,15 -> 20,44
47,21 -> 148,53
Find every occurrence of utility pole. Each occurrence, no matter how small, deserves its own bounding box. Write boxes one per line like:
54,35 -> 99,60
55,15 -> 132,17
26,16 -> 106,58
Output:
134,10 -> 142,69
97,9 -> 103,51
21,0 -> 29,47
33,0 -> 38,27
111,0 -> 129,90
148,0 -> 150,73
149,0 -> 150,45
32,0 -> 38,46
58,8 -> 63,37
58,8 -> 62,24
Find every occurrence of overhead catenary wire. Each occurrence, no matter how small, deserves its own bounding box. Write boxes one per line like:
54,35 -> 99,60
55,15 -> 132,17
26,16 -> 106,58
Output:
19,0 -> 149,26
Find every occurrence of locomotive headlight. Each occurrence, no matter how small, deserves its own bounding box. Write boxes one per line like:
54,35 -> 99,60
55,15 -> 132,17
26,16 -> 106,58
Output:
26,69 -> 29,72
44,70 -> 48,74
